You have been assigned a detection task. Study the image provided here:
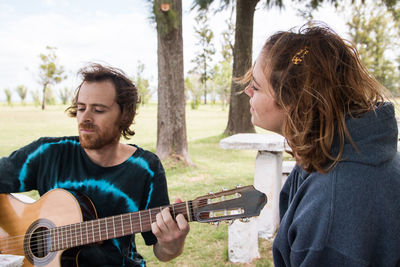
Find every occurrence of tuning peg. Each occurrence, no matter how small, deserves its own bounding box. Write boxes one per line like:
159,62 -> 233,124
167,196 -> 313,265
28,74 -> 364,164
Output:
209,221 -> 219,226
208,191 -> 213,195
240,218 -> 250,223
222,187 -> 227,191
225,220 -> 234,225
236,184 -> 242,188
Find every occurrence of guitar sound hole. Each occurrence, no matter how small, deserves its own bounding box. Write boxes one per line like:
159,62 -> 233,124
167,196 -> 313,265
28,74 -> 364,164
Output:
24,219 -> 56,266
30,226 -> 51,258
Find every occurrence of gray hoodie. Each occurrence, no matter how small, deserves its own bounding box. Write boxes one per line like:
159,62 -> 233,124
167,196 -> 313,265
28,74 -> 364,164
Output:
273,102 -> 400,267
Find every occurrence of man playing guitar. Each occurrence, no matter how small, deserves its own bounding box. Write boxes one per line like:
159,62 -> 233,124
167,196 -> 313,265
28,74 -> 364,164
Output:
0,63 -> 189,266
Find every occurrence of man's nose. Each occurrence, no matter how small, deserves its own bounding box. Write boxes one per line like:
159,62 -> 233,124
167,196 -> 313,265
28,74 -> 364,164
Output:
80,109 -> 93,123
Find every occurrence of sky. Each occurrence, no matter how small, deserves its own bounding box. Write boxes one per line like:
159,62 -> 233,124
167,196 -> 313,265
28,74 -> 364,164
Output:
0,0 -> 348,102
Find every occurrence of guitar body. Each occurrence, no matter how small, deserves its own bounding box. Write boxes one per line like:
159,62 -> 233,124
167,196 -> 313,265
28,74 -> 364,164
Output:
0,189 -> 97,267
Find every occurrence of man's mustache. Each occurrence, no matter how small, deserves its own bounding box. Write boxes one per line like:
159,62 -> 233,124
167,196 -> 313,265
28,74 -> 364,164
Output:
79,122 -> 97,131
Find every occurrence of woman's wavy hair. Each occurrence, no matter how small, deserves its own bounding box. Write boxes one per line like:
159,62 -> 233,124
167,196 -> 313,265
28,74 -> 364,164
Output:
66,63 -> 138,139
244,24 -> 389,173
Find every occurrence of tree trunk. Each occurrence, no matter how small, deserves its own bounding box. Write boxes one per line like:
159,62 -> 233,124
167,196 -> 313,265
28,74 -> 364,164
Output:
154,0 -> 192,164
224,0 -> 259,135
41,84 -> 47,110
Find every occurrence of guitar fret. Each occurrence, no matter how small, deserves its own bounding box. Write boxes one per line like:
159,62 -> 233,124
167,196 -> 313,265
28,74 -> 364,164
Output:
55,228 -> 58,250
52,227 -> 55,251
149,209 -> 152,224
61,226 -> 64,250
185,201 -> 191,222
91,221 -> 95,242
78,222 -> 82,246
58,226 -> 60,250
172,204 -> 176,219
98,219 -> 102,241
129,213 -> 133,233
139,211 -> 143,232
69,225 -> 73,248
120,214 -> 124,236
49,228 -> 54,251
75,224 -> 78,247
105,218 -> 109,239
94,221 -> 99,242
85,221 -> 89,245
112,217 -> 116,238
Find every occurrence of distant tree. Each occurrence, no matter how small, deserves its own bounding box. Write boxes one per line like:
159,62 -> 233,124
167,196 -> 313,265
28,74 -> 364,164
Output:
213,8 -> 234,110
185,74 -> 202,109
4,88 -> 12,106
45,87 -> 57,105
191,10 -> 216,104
347,1 -> 399,93
30,90 -> 41,107
134,61 -> 153,105
212,61 -> 231,110
59,86 -> 73,105
38,46 -> 66,110
220,5 -> 235,63
16,85 -> 28,105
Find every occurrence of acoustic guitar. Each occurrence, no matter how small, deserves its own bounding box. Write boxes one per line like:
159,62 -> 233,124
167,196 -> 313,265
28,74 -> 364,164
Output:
0,185 -> 267,267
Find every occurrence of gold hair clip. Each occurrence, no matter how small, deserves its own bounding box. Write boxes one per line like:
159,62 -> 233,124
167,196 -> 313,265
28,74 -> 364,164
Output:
292,47 -> 309,65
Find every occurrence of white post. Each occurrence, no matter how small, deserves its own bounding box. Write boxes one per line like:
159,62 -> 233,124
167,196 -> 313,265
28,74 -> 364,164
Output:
219,133 -> 288,263
253,151 -> 282,240
228,218 -> 260,262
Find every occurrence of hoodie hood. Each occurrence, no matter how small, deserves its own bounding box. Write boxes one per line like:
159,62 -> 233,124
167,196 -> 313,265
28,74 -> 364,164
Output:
332,102 -> 398,166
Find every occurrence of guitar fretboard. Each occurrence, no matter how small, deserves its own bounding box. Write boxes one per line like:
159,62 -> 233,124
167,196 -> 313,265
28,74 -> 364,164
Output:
48,201 -> 193,251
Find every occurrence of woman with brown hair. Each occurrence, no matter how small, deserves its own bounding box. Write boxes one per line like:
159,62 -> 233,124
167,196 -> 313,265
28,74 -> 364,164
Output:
244,24 -> 400,266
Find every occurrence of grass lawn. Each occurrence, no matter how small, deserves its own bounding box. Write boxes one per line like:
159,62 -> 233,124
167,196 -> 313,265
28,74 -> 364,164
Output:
0,103 -> 274,266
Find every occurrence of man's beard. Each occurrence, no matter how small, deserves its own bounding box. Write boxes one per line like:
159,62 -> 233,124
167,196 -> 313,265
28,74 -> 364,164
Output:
79,122 -> 120,149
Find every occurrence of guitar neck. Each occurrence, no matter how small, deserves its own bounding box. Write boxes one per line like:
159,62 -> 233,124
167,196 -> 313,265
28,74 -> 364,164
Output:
50,201 -> 193,251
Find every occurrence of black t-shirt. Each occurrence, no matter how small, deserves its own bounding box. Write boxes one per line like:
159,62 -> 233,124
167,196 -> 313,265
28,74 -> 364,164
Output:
0,136 -> 169,266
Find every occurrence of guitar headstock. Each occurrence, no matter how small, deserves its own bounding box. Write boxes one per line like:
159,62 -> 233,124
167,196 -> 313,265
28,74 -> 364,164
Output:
190,185 -> 267,223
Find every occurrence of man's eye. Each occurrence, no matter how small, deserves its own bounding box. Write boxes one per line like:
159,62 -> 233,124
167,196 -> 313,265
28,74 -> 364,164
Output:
95,109 -> 105,113
77,107 -> 85,112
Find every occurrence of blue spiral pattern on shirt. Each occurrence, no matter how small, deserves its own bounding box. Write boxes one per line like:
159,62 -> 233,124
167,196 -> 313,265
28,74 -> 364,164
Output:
18,139 -> 80,191
53,179 -> 139,212
127,156 -> 155,210
127,157 -> 154,177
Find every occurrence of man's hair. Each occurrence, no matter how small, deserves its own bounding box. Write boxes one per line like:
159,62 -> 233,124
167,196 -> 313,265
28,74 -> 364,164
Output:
66,63 -> 138,139
243,24 -> 389,173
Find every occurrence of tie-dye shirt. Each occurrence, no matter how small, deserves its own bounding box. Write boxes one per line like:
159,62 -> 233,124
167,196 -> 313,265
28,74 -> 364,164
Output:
0,136 -> 169,267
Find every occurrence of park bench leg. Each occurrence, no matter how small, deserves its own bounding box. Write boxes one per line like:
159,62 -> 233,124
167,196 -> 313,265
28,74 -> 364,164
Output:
228,218 -> 260,263
254,151 -> 283,240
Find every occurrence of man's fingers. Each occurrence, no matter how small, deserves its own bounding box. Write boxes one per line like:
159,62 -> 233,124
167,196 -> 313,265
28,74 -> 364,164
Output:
174,198 -> 183,204
176,214 -> 190,233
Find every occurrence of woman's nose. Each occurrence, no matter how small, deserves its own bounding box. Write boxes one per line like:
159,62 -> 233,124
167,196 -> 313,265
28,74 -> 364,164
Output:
245,85 -> 253,97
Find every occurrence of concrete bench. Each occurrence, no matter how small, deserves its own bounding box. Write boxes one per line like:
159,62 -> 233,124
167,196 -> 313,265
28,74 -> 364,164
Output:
220,133 -> 292,263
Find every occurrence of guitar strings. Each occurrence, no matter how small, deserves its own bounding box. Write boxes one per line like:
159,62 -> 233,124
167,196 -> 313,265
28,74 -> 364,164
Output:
5,196 -> 226,255
0,201 -> 201,255
1,203 -> 190,255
